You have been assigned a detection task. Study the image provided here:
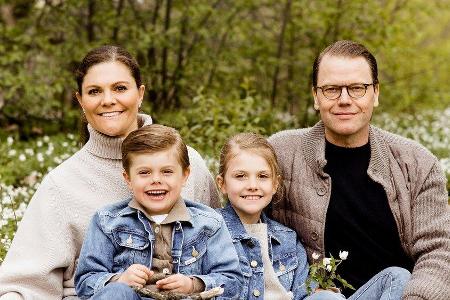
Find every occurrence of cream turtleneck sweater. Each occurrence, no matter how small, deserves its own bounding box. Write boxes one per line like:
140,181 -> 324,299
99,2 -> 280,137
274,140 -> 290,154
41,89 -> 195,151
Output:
0,114 -> 219,300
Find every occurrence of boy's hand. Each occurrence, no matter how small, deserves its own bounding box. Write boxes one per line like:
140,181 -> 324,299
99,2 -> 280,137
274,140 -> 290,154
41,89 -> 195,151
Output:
117,264 -> 153,288
155,273 -> 194,293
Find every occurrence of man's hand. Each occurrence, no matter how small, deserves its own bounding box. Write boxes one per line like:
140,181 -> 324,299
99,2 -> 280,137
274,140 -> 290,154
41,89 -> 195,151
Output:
117,264 -> 153,288
155,273 -> 194,293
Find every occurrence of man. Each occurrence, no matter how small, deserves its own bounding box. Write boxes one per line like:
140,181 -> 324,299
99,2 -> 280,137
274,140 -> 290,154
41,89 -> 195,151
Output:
269,40 -> 449,299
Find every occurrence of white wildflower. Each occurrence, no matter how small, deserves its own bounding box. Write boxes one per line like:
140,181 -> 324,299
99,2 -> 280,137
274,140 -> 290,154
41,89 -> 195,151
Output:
322,258 -> 331,266
18,154 -> 26,161
7,136 -> 14,145
326,265 -> 332,272
36,140 -> 43,147
62,142 -> 69,147
339,251 -> 349,260
37,153 -> 44,162
67,133 -> 75,140
43,135 -> 50,142
25,148 -> 34,155
8,149 -> 17,156
312,252 -> 320,260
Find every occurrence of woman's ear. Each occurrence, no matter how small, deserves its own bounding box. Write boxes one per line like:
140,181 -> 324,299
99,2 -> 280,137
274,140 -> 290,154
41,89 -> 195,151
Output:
76,92 -> 83,106
138,85 -> 145,107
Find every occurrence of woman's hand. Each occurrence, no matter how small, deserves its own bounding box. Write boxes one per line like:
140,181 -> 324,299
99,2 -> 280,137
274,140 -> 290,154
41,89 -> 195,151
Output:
117,264 -> 153,288
155,273 -> 194,293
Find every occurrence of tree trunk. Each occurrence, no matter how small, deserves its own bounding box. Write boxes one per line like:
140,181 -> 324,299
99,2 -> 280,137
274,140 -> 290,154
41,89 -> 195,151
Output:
270,0 -> 292,107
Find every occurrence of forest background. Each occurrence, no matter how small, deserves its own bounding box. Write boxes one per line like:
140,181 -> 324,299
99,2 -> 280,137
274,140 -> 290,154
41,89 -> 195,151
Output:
0,0 -> 449,260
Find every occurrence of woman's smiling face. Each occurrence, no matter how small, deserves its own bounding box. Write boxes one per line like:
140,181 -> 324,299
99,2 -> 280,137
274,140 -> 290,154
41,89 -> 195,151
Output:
76,61 -> 145,137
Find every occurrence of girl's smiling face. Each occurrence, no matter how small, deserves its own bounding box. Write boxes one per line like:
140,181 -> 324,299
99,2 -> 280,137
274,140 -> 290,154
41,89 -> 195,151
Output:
218,150 -> 277,224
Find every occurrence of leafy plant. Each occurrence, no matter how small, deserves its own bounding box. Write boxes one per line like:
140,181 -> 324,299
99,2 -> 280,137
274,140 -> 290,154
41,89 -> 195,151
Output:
305,251 -> 355,295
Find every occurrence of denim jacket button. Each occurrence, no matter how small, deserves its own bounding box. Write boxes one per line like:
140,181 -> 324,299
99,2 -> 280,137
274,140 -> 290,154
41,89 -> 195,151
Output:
253,289 -> 261,297
126,235 -> 133,246
250,260 -> 258,268
191,247 -> 199,257
154,226 -> 160,234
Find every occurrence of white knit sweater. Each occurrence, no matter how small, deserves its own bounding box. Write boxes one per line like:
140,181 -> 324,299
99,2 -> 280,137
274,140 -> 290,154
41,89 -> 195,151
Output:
0,114 -> 219,300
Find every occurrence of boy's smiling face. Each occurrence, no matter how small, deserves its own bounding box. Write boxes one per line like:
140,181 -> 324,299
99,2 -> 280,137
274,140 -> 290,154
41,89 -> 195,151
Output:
123,147 -> 190,215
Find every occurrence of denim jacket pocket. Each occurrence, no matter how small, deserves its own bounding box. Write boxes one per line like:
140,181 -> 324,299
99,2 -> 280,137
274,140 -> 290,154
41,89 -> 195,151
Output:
112,228 -> 150,268
179,233 -> 208,274
274,252 -> 298,289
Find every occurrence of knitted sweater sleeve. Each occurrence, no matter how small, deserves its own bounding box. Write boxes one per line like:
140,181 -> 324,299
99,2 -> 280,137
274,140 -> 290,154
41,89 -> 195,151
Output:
0,175 -> 70,300
403,162 -> 450,300
185,146 -> 220,208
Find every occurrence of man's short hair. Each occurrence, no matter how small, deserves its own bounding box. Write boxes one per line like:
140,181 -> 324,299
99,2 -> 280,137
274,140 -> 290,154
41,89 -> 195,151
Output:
312,40 -> 378,87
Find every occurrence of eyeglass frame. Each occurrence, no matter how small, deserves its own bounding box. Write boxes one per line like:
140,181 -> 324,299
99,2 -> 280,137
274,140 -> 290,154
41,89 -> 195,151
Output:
314,83 -> 377,100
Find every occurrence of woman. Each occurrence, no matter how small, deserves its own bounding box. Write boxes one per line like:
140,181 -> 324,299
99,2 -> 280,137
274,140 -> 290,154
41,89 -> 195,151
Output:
0,46 -> 219,300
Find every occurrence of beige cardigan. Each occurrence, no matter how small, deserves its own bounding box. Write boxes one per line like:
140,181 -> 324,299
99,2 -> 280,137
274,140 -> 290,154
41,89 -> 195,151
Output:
0,114 -> 220,300
269,121 -> 450,300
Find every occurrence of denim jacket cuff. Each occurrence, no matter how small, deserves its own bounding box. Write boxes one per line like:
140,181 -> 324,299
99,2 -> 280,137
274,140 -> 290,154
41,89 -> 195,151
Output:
190,275 -> 217,291
94,272 -> 122,293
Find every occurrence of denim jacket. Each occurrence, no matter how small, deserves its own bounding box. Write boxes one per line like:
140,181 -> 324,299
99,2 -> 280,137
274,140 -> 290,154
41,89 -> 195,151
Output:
75,199 -> 243,299
218,204 -> 309,300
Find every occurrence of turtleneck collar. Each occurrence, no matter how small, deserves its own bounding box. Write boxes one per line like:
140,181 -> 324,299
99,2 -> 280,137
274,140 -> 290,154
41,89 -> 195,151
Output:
83,114 -> 153,159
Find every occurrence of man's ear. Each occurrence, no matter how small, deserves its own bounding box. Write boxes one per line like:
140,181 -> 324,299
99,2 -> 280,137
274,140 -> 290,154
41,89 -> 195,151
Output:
373,83 -> 380,107
216,175 -> 227,194
312,87 -> 320,110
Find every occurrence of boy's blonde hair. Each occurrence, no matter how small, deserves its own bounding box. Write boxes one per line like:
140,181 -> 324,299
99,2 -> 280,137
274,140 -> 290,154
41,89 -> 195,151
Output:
121,124 -> 190,173
218,132 -> 283,203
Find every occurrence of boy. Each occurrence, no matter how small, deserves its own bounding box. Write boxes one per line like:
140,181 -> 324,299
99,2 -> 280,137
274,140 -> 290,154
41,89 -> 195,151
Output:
75,124 -> 242,299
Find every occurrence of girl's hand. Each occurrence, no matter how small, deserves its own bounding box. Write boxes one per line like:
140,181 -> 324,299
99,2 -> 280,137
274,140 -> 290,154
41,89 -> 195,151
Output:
155,273 -> 194,293
117,264 -> 153,288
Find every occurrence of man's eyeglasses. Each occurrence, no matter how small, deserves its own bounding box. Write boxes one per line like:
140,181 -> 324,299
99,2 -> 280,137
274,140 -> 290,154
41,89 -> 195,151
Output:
315,83 -> 376,100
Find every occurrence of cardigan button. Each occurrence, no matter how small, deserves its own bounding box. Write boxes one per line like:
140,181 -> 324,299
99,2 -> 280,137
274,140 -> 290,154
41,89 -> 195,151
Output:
311,231 -> 318,241
317,186 -> 326,196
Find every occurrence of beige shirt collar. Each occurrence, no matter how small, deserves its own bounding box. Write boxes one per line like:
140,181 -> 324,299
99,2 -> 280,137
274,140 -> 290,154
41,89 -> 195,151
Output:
128,198 -> 191,224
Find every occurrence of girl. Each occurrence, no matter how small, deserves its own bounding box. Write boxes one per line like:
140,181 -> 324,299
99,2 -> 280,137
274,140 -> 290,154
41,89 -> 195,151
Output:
0,46 -> 219,300
216,132 -> 411,300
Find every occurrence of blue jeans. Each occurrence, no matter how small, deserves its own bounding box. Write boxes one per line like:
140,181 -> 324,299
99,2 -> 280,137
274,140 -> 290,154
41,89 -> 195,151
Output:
90,283 -> 152,300
306,267 -> 411,300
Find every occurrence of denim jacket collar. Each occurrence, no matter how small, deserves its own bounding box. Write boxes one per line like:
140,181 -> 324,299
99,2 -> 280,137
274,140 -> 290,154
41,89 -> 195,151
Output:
221,203 -> 281,245
128,198 -> 192,225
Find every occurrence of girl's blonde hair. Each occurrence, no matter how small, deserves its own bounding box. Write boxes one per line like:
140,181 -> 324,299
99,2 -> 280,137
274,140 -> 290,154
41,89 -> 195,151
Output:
218,132 -> 283,204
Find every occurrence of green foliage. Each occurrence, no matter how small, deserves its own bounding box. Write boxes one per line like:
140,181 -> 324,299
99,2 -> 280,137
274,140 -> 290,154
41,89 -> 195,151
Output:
1,0 -> 449,135
305,253 -> 355,295
158,85 -> 302,160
